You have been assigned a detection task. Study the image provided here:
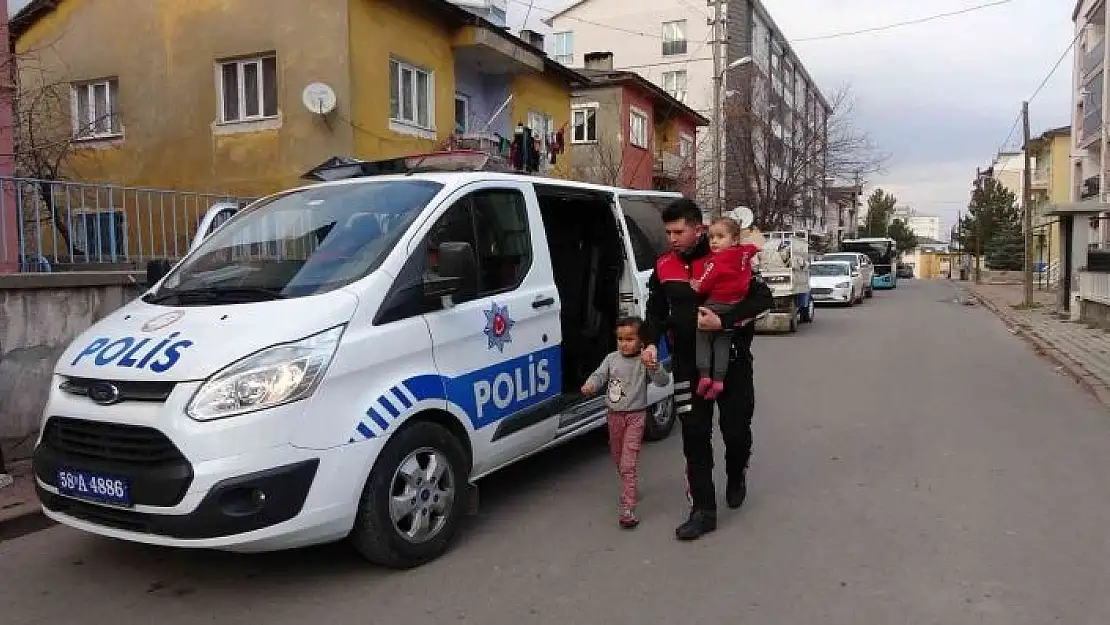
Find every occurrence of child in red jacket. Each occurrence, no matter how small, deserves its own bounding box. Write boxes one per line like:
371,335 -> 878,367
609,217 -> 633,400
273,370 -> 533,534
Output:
690,217 -> 762,399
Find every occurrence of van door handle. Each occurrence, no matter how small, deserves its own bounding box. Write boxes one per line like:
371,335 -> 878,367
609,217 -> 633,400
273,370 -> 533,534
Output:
532,296 -> 555,309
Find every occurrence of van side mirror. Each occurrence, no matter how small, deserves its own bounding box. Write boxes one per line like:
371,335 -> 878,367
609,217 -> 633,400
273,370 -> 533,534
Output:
424,241 -> 477,300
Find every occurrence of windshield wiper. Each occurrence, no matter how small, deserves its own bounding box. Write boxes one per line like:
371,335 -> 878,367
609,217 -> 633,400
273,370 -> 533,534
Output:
145,286 -> 287,304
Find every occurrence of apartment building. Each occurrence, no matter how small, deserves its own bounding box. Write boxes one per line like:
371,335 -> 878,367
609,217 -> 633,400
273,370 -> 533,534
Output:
545,0 -> 831,231
892,206 -> 942,241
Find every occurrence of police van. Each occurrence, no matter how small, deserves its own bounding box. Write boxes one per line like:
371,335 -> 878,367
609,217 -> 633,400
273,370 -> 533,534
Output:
32,155 -> 682,568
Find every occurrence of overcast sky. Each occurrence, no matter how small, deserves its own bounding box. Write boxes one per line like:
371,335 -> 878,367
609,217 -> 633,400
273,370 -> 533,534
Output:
511,0 -> 1073,235
8,0 -> 1070,235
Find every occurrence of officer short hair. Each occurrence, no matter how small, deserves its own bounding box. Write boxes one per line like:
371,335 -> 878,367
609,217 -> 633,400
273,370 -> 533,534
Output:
661,198 -> 702,227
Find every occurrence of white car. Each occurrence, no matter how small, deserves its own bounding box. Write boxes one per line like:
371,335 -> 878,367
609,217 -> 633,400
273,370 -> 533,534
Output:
32,167 -> 683,570
818,252 -> 874,299
809,260 -> 864,305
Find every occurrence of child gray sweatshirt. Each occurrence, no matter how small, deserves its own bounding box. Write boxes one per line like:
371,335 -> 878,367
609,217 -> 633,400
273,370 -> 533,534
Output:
586,351 -> 671,412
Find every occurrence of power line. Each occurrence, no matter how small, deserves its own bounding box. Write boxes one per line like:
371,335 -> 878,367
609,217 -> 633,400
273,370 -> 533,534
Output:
521,0 -> 536,32
792,0 -> 1013,42
507,0 -> 1012,43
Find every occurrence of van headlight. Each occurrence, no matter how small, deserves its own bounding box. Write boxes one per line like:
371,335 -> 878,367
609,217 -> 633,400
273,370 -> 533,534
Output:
186,325 -> 345,421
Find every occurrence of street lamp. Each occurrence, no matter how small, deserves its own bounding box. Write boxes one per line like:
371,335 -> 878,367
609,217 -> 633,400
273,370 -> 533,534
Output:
714,55 -> 752,216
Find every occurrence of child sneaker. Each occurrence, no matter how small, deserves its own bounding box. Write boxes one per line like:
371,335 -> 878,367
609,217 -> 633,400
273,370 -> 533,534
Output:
619,509 -> 640,529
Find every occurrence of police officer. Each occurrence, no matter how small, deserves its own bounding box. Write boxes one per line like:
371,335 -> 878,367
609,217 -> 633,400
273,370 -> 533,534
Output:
640,198 -> 773,541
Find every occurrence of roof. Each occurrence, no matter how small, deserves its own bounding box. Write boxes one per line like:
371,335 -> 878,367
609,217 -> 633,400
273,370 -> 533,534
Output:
9,0 -> 587,86
573,67 -> 710,125
542,0 -> 589,26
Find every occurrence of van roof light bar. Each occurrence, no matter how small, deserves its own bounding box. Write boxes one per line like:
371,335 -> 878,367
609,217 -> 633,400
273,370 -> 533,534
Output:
302,150 -> 517,182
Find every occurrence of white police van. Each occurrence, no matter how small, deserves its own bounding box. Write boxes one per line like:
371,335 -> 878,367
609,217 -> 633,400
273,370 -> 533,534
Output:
33,160 -> 681,568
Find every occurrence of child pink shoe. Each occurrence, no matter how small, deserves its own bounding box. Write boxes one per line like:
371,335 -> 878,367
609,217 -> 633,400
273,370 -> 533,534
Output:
703,381 -> 725,400
619,509 -> 640,529
696,377 -> 713,397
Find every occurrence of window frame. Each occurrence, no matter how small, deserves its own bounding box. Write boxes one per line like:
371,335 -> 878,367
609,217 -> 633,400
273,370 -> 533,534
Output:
662,69 -> 688,103
629,107 -> 649,149
661,20 -> 688,56
71,78 -> 122,140
571,103 -> 599,143
389,57 -> 435,132
552,31 -> 574,65
454,92 -> 470,134
216,55 -> 279,124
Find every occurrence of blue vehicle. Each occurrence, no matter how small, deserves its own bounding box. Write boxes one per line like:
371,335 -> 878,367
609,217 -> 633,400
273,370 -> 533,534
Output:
840,237 -> 898,289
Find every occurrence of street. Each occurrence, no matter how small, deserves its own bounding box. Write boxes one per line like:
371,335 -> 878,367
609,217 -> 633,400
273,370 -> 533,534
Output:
4,279 -> 1110,624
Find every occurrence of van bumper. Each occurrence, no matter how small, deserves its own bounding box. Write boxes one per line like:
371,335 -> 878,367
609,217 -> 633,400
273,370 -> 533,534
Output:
34,441 -> 371,552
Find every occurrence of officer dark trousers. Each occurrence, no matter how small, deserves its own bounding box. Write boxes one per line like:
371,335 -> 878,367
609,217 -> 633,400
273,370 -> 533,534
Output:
673,344 -> 755,512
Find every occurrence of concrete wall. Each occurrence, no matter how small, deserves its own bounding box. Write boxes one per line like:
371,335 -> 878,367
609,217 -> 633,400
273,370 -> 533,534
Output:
0,272 -> 140,455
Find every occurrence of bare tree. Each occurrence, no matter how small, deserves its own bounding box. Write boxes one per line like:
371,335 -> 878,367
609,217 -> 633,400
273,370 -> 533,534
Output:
703,76 -> 888,231
8,41 -> 111,256
569,132 -> 626,187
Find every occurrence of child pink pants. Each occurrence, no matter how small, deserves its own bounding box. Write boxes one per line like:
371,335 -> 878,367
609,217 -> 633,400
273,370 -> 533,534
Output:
607,410 -> 646,511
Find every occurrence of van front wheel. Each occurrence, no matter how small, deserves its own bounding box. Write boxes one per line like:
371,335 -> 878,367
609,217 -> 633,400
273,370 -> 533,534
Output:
350,421 -> 468,569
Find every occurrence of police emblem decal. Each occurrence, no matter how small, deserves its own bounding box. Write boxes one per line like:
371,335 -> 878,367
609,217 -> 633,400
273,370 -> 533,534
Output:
483,302 -> 515,352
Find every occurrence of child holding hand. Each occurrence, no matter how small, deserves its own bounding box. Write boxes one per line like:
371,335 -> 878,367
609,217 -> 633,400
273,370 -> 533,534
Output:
582,316 -> 670,529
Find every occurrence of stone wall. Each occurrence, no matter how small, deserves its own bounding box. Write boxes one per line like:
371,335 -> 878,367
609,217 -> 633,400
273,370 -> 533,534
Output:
0,272 -> 142,458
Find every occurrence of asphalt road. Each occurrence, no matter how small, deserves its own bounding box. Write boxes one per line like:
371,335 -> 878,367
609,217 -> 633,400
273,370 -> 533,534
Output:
4,279 -> 1110,625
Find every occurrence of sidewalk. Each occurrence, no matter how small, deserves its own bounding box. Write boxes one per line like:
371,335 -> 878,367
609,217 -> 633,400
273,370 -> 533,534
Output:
967,281 -> 1110,408
0,458 -> 50,542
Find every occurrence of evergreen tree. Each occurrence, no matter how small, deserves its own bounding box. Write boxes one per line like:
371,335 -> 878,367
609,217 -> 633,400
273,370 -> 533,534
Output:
863,189 -> 897,237
957,177 -> 1019,258
887,218 -> 918,252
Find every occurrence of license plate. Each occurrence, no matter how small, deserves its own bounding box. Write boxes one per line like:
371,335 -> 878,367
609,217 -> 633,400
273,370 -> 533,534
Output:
56,468 -> 132,507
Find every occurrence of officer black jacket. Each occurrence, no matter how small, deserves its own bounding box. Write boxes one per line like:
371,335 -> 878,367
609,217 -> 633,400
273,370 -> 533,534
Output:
640,235 -> 774,361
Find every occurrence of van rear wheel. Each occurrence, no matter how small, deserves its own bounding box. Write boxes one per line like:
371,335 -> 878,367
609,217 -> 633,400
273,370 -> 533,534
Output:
350,421 -> 468,569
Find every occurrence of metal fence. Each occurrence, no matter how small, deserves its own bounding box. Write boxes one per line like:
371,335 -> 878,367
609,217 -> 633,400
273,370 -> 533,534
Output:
0,177 -> 256,272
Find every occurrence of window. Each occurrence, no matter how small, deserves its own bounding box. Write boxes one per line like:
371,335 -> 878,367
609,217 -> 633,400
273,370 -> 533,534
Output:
528,111 -> 555,166
662,20 -> 687,56
390,58 -> 434,130
425,189 -> 532,301
629,108 -> 648,149
71,210 -> 126,260
455,93 -> 469,134
71,78 -> 121,139
552,32 -> 574,65
679,134 -> 693,158
662,70 -> 687,102
218,56 -> 278,123
572,104 -> 598,143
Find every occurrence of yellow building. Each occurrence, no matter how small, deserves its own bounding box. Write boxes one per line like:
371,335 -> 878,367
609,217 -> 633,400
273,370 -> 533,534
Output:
1027,125 -> 1072,271
12,0 -> 580,262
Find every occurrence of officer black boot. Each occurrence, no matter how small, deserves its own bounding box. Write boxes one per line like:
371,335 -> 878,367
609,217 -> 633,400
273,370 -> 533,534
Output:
675,509 -> 717,541
726,470 -> 747,509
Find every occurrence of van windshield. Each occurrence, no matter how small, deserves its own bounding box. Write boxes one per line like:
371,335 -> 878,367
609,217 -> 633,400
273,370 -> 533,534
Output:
148,180 -> 443,304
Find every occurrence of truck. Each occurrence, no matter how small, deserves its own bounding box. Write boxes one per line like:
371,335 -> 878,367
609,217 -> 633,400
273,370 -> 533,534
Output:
754,230 -> 814,333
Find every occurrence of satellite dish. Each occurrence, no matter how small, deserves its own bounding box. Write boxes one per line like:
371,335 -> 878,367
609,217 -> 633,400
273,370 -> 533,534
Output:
727,206 -> 754,229
302,82 -> 337,115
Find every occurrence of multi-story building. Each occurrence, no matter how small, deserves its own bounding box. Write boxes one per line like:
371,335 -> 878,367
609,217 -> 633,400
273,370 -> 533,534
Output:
892,206 -> 942,241
10,0 -> 581,263
569,52 -> 709,197
1027,125 -> 1071,272
544,0 -> 830,229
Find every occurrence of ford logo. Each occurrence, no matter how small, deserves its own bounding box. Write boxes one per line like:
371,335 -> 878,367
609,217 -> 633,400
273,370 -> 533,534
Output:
87,382 -> 122,406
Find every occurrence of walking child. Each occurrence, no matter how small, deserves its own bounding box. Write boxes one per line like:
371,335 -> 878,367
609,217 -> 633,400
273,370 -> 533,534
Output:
690,217 -> 762,400
582,316 -> 671,529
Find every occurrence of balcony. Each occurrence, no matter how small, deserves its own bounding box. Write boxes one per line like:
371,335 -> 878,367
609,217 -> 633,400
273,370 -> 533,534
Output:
1032,168 -> 1050,189
1082,108 -> 1104,146
655,151 -> 690,180
1085,38 -> 1106,76
452,25 -> 544,75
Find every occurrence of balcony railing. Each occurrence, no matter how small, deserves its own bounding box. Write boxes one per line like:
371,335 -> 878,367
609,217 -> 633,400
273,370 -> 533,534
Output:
1083,108 -> 1104,143
1085,39 -> 1106,75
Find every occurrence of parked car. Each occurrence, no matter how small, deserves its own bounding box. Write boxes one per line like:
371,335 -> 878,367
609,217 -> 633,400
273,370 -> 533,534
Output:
896,264 -> 914,279
809,260 -> 864,305
818,252 -> 874,298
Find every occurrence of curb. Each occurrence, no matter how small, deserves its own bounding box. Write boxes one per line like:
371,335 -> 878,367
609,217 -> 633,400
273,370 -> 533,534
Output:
0,504 -> 53,543
969,286 -> 1110,409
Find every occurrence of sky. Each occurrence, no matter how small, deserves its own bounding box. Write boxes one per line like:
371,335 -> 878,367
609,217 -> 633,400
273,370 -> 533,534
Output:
509,0 -> 1074,237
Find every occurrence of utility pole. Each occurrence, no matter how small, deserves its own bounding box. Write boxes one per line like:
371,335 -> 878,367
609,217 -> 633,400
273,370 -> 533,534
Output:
710,0 -> 723,217
1021,101 -> 1034,306
711,0 -> 723,217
